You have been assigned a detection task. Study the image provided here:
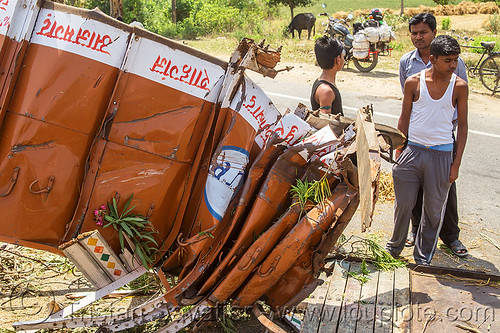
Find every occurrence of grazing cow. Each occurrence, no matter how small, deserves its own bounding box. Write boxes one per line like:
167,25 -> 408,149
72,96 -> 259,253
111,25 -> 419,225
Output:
288,13 -> 316,39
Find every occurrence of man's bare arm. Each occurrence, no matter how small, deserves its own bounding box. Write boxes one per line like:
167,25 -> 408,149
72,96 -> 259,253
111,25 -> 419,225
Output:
450,79 -> 468,182
315,84 -> 335,114
399,77 -> 418,136
396,76 -> 417,158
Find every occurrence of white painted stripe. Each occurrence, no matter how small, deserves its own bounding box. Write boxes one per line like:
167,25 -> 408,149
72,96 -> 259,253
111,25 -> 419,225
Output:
230,76 -> 280,145
266,91 -> 309,102
265,91 -> 500,139
31,8 -> 129,68
469,130 -> 500,139
0,0 -> 16,36
125,37 -> 226,103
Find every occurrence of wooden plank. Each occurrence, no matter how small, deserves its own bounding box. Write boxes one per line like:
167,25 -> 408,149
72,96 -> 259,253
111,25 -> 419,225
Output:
300,262 -> 335,333
356,107 -> 381,231
355,263 -> 380,333
374,269 -> 394,333
337,262 -> 363,333
317,260 -> 350,333
393,267 -> 411,333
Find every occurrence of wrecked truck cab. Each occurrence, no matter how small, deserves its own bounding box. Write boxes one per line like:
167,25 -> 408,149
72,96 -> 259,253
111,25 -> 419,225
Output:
0,1 -> 404,331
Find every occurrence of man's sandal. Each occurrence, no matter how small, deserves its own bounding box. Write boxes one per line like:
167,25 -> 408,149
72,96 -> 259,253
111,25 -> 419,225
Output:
405,233 -> 415,247
447,239 -> 468,258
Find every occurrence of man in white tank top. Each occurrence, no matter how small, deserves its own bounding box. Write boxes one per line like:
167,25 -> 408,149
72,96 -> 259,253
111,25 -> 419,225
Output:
387,35 -> 468,265
400,12 -> 468,258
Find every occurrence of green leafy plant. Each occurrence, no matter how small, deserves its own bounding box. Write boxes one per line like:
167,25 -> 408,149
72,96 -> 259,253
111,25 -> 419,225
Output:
95,194 -> 159,269
346,259 -> 371,285
487,13 -> 500,34
469,35 -> 500,53
337,235 -> 407,271
290,175 -> 332,214
431,0 -> 451,4
441,17 -> 451,31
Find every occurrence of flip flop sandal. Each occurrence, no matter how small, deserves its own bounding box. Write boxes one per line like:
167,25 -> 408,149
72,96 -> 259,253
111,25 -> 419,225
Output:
448,239 -> 468,258
405,233 -> 415,247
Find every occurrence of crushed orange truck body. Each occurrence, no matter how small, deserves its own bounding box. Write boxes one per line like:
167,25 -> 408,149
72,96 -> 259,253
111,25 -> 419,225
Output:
1,1 -> 404,331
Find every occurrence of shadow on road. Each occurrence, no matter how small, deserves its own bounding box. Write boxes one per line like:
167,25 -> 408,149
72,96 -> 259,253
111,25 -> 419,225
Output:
342,67 -> 399,78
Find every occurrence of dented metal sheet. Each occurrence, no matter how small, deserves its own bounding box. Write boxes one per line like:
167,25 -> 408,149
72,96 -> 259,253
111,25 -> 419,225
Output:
4,2 -> 388,331
63,27 -> 228,257
0,0 -> 39,126
0,1 -> 131,252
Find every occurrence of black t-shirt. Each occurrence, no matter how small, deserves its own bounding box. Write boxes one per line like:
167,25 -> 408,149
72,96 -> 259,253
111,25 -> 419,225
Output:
310,79 -> 344,116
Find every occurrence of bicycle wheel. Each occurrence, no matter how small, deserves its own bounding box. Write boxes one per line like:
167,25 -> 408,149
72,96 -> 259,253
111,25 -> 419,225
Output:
479,54 -> 500,93
352,52 -> 378,72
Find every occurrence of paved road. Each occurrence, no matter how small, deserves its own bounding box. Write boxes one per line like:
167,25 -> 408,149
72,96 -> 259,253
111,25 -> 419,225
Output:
248,69 -> 500,272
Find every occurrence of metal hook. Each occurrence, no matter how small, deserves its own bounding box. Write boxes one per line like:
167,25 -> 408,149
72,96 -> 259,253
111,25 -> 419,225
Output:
257,255 -> 281,277
29,176 -> 55,194
0,167 -> 20,197
238,247 -> 262,271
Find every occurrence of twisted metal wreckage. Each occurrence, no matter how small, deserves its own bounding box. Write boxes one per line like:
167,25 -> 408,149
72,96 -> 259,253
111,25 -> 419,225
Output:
0,0 -> 405,331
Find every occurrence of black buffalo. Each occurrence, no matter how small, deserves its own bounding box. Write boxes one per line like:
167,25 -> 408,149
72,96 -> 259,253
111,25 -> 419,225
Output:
288,13 -> 316,39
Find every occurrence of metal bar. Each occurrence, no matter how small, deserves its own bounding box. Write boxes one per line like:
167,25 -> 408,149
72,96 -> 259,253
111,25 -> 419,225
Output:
54,266 -> 147,318
156,301 -> 211,333
13,266 -> 148,330
13,292 -> 172,331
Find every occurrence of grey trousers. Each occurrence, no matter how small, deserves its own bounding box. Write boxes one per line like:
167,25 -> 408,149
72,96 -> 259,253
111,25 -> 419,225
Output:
387,144 -> 452,265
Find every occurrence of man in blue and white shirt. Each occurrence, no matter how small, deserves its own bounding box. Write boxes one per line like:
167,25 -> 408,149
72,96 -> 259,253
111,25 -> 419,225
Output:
398,12 -> 468,257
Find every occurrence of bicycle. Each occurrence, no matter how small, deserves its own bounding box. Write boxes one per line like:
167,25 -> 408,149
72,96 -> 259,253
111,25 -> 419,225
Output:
450,30 -> 500,94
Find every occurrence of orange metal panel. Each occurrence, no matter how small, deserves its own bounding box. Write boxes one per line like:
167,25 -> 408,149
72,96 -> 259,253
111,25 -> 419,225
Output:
75,141 -> 192,252
233,183 -> 355,307
0,2 -> 131,253
7,44 -> 121,134
63,30 -> 228,258
264,250 -> 317,308
0,113 -> 90,252
0,0 -> 39,127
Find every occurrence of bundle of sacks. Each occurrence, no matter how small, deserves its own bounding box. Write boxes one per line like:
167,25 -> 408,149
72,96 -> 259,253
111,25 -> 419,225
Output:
352,22 -> 396,59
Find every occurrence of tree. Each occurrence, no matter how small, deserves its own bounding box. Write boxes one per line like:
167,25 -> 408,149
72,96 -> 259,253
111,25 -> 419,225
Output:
400,0 -> 404,15
269,0 -> 315,20
110,0 -> 123,18
172,0 -> 176,23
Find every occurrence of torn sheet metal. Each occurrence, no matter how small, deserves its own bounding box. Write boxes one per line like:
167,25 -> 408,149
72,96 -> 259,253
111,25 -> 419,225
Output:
63,27 -> 228,258
0,1 -> 130,252
0,0 -> 39,126
4,2 -> 387,331
233,183 -> 355,307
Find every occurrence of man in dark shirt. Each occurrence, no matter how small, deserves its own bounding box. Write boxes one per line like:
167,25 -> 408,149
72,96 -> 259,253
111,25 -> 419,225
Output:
310,36 -> 345,116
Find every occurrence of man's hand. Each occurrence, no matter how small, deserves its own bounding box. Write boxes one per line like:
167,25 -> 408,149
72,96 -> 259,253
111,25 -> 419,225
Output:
449,162 -> 460,183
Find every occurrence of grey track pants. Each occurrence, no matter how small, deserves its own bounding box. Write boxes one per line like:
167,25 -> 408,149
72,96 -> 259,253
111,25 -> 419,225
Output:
387,144 -> 452,265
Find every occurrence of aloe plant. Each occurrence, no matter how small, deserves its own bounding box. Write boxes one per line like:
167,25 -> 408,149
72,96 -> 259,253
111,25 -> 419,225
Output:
96,194 -> 159,269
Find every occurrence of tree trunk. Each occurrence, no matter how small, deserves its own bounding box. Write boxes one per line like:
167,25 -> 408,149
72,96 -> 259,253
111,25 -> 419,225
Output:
172,0 -> 177,24
400,0 -> 404,15
110,0 -> 123,19
289,0 -> 294,20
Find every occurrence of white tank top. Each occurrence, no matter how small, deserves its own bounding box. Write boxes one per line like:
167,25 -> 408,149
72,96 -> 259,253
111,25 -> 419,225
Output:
408,70 -> 456,146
